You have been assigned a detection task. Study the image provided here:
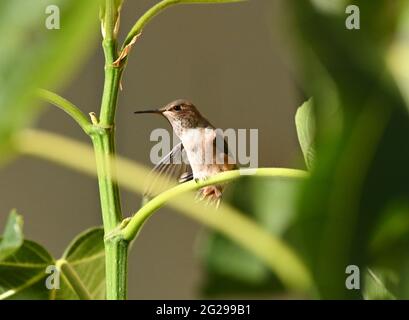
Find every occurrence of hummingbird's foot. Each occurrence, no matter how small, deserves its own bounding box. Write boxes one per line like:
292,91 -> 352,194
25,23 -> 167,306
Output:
194,189 -> 207,202
195,186 -> 222,209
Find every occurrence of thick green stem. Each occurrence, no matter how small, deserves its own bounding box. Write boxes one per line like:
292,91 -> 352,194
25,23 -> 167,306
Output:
100,40 -> 122,126
122,0 -> 246,49
92,20 -> 127,299
91,132 -> 122,231
91,128 -> 127,299
104,237 -> 129,300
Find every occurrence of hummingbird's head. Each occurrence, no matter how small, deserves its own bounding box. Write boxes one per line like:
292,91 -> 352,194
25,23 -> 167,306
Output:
135,99 -> 207,135
160,99 -> 200,126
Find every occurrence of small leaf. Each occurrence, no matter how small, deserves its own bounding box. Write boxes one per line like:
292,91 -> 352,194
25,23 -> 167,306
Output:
0,218 -> 105,300
0,210 -> 24,261
295,98 -> 316,169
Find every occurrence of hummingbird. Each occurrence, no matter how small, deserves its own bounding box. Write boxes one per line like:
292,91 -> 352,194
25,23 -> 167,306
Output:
135,99 -> 237,206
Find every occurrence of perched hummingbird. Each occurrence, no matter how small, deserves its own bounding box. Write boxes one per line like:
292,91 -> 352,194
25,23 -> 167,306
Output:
135,99 -> 237,206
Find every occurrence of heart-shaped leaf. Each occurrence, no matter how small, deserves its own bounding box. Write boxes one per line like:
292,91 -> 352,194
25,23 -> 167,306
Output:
0,240 -> 54,299
0,211 -> 105,300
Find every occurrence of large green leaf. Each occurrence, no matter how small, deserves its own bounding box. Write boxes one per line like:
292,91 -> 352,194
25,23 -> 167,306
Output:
0,212 -> 105,300
199,177 -> 302,297
0,0 -> 100,159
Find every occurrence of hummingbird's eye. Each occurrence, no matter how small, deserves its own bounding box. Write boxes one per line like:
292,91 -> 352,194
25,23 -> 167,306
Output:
173,105 -> 182,111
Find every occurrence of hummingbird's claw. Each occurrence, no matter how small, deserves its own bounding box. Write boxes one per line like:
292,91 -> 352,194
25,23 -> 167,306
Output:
195,186 -> 222,209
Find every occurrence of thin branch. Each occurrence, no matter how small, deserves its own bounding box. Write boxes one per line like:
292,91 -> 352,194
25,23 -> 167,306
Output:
120,168 -> 307,241
15,129 -> 312,294
37,89 -> 92,135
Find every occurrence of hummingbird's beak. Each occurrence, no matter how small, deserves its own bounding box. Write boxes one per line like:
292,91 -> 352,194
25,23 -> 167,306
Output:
134,109 -> 162,115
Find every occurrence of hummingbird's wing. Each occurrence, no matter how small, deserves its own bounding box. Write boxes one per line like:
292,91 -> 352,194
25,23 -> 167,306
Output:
143,142 -> 193,201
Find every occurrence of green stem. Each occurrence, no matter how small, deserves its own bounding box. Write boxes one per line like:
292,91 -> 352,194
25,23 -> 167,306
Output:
104,236 -> 128,300
91,132 -> 122,231
121,168 -> 308,241
103,0 -> 117,41
37,89 -> 92,134
57,259 -> 92,300
92,14 -> 126,299
91,123 -> 127,300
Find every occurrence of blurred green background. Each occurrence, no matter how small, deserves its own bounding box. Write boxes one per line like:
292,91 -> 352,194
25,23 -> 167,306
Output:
1,0 -> 409,299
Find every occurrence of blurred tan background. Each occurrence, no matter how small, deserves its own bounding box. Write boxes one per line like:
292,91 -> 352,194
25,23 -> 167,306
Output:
0,0 -> 302,299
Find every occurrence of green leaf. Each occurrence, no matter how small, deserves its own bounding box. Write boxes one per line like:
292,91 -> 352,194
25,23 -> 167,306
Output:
0,239 -> 54,300
370,201 -> 409,264
53,227 -> 105,300
0,210 -> 105,300
199,176 -> 302,297
364,268 -> 397,300
295,98 -> 315,169
0,210 -> 24,261
0,0 -> 100,160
